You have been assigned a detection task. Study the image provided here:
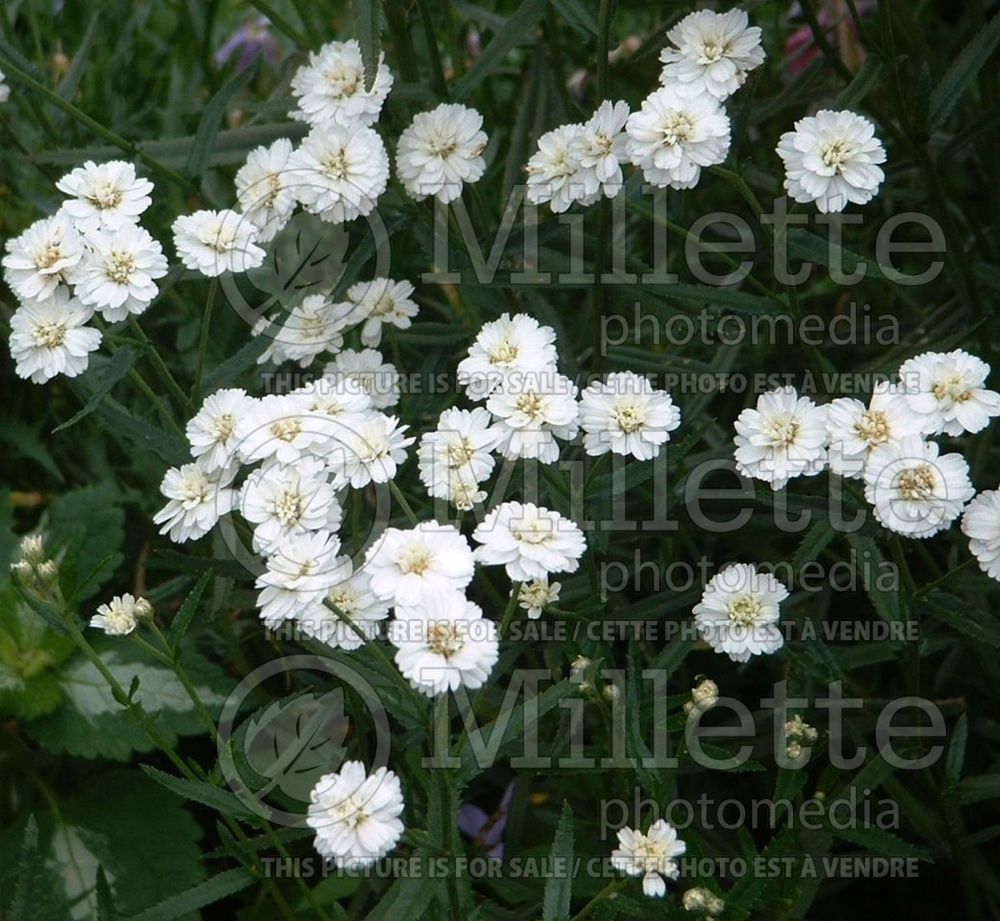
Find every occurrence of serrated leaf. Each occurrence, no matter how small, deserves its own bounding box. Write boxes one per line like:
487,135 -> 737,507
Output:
832,825 -> 933,861
184,65 -> 255,179
928,12 -> 1000,129
542,800 -> 575,920
53,347 -> 138,433
355,0 -> 384,93
454,0 -> 548,98
957,773 -> 1000,805
128,868 -> 255,921
141,763 -> 261,822
167,569 -> 214,651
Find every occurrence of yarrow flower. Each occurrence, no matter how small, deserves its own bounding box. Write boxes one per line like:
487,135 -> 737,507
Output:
3,213 -> 84,302
389,588 -> 499,696
307,761 -> 404,869
324,348 -> 401,409
962,489 -> 1000,581
626,86 -> 731,190
825,382 -> 922,479
863,435 -> 974,538
897,349 -> 1000,436
234,138 -> 298,242
263,294 -> 350,368
486,372 -> 580,464
525,124 -> 594,213
330,412 -> 413,488
290,40 -> 393,129
571,100 -> 631,199
611,820 -> 687,898
288,126 -> 390,224
693,563 -> 788,662
9,289 -> 101,383
186,388 -> 252,472
153,459 -> 238,543
515,579 -> 560,619
172,208 -> 265,276
579,371 -> 681,460
417,407 -> 499,510
364,523 -> 475,605
299,564 -> 390,650
396,103 -> 488,203
658,8 -> 765,101
90,593 -> 153,636
734,386 -> 828,490
342,277 -> 419,348
255,530 -> 347,626
457,313 -> 559,400
55,159 -> 154,232
777,109 -> 886,213
473,501 -> 586,583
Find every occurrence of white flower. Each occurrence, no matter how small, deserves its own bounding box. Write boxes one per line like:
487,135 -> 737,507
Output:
240,457 -> 340,554
234,139 -> 298,242
863,436 -> 974,538
457,313 -> 559,400
658,9 -> 765,101
342,277 -> 419,348
472,501 -> 586,582
580,371 -> 681,460
73,224 -> 168,321
417,407 -> 499,509
90,593 -> 152,636
290,40 -> 393,129
330,412 -> 413,489
307,761 -> 404,869
962,490 -> 1000,581
324,348 -> 401,409
299,564 -> 390,650
153,459 -> 237,543
288,126 -> 389,224
9,290 -> 100,384
487,372 -> 579,463
389,588 -> 499,697
516,579 -> 561,619
186,388 -> 254,473
897,349 -> 1000,436
3,213 -> 85,302
626,87 -> 730,190
683,677 -> 719,716
292,377 -> 373,438
396,103 -> 488,203
734,387 -> 828,490
55,160 -> 154,232
525,124 -> 594,213
364,522 -> 475,605
826,382 -> 923,478
236,393 -> 332,466
693,563 -> 788,663
265,294 -> 351,368
571,100 -> 631,199
777,110 -> 886,213
611,820 -> 686,898
172,208 -> 265,276
0,69 -> 9,104
255,530 -> 347,627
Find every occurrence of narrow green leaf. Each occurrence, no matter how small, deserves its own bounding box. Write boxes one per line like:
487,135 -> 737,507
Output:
56,12 -> 101,101
128,868 -> 255,921
957,773 -> 1000,805
550,0 -> 598,36
833,53 -> 883,109
542,800 -> 575,920
928,12 -> 1000,129
355,0 -> 384,92
140,764 -> 260,821
10,815 -> 41,921
167,569 -> 214,651
454,0 -> 548,98
95,866 -> 118,921
946,713 -> 968,784
184,65 -> 255,179
362,850 -> 441,921
832,825 -> 933,861
53,347 -> 138,433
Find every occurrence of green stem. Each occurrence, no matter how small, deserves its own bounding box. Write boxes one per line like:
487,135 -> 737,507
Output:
499,583 -> 521,638
193,279 -> 219,400
572,879 -> 625,920
247,0 -> 309,48
128,317 -> 192,413
415,0 -> 450,99
126,367 -> 185,437
388,480 -> 420,526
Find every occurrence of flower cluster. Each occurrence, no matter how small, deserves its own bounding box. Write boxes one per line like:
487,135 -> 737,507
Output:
5,161 -> 164,382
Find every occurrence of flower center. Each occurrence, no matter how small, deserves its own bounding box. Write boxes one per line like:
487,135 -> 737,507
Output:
87,180 -> 123,210
854,409 -> 890,446
514,392 -> 545,421
512,520 -> 551,545
274,490 -> 303,526
105,250 -> 136,284
330,794 -> 367,827
611,403 -> 644,434
426,621 -> 464,658
35,245 -> 64,271
212,413 -> 236,442
33,320 -> 67,349
700,39 -> 725,62
372,293 -> 396,316
328,589 -> 357,617
489,339 -> 518,366
727,594 -> 762,626
660,112 -> 694,146
321,151 -> 350,180
766,416 -> 800,447
326,66 -> 360,98
270,418 -> 302,442
208,227 -> 236,253
897,464 -> 936,501
398,545 -> 432,575
821,139 -> 853,171
181,474 -> 210,503
932,373 -> 972,403
445,438 -> 476,466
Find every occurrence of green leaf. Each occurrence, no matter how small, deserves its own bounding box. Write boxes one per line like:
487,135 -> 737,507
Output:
542,800 -> 575,921
454,0 -> 548,98
550,0 -> 598,36
832,825 -> 933,861
362,850 -> 441,921
920,590 -> 1000,647
0,421 -> 64,483
834,53 -> 883,109
10,816 -> 50,921
94,866 -> 118,921
128,868 -> 255,921
53,347 -> 138,433
56,12 -> 101,102
928,12 -> 1000,129
957,774 -> 1000,805
946,713 -> 968,784
184,65 -> 255,179
166,570 -> 214,651
139,764 -> 260,821
845,533 -> 902,623
355,0 -> 384,93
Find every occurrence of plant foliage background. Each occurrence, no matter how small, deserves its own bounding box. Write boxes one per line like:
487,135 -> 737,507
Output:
0,0 -> 999,919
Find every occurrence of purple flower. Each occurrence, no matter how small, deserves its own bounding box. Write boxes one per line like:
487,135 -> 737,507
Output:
458,784 -> 513,858
215,17 -> 281,72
